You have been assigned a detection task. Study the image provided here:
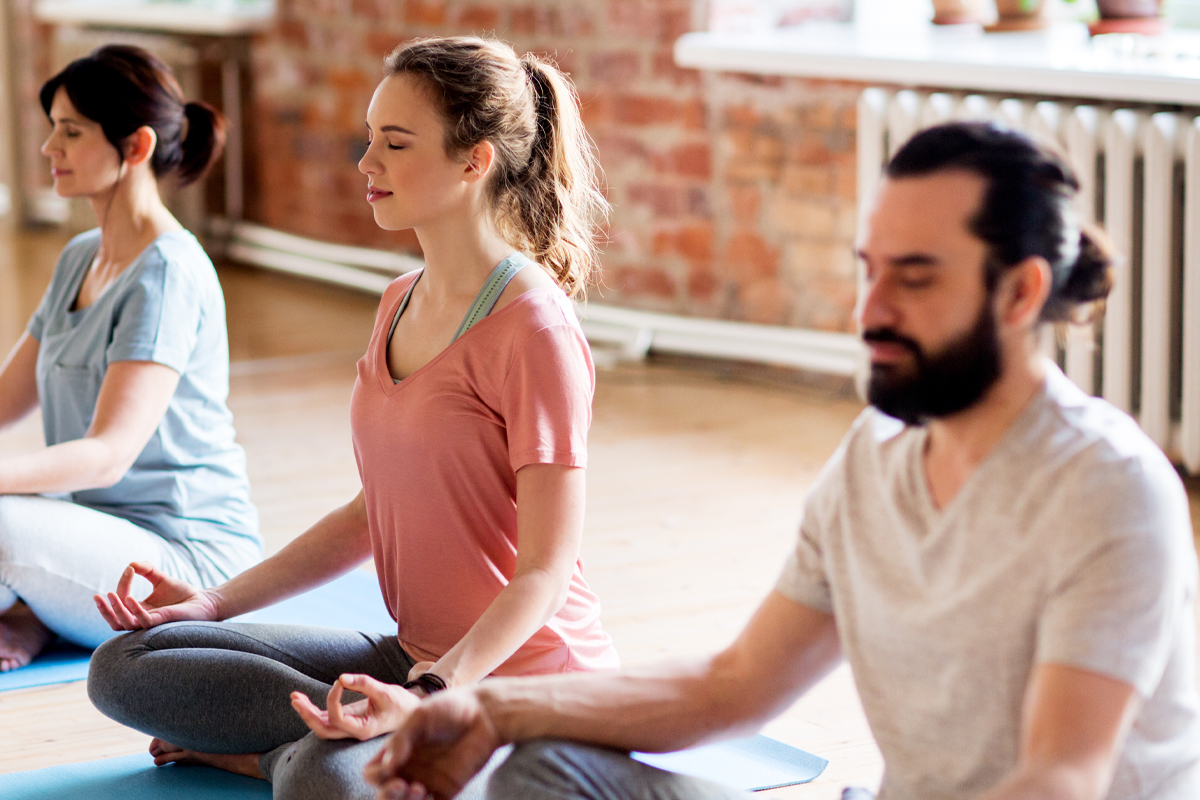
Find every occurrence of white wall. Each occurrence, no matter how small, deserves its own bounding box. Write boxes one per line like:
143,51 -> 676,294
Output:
0,0 -> 14,219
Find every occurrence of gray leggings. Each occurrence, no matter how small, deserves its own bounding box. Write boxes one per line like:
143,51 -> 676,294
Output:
88,621 -> 505,800
488,740 -> 875,800
488,740 -> 750,800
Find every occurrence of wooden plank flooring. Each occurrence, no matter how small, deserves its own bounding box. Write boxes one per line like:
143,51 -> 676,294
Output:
1,222 -> 1197,799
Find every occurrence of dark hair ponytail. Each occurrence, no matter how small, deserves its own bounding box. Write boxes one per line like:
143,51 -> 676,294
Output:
1042,229 -> 1114,321
180,101 -> 227,185
40,45 -> 225,186
887,122 -> 1114,322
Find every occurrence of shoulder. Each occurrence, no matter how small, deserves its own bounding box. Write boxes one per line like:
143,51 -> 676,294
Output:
137,231 -> 218,293
806,407 -> 913,513
375,270 -> 422,328
509,288 -> 581,335
53,229 -> 101,276
1025,370 -> 1192,562
1034,369 -> 1180,500
63,228 -> 102,258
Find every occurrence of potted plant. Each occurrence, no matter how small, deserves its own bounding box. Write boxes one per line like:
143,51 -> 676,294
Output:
932,0 -> 989,24
988,0 -> 1048,31
1090,0 -> 1167,34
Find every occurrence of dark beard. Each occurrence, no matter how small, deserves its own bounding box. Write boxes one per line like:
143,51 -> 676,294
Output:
864,301 -> 1003,426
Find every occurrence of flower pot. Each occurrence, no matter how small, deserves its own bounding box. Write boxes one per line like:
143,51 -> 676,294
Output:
988,0 -> 1048,31
932,0 -> 989,24
1091,0 -> 1167,34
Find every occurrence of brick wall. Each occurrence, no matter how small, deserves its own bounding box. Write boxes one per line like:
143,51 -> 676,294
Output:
17,0 -> 864,333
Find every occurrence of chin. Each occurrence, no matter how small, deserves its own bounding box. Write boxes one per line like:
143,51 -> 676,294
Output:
371,208 -> 419,232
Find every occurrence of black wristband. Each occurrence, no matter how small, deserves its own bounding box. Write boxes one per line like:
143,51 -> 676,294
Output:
403,673 -> 448,695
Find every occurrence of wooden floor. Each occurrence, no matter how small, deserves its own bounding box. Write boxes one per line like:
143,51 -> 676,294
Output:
0,222 -> 1197,798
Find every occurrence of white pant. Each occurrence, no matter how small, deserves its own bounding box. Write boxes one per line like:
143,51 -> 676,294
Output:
0,495 -> 205,648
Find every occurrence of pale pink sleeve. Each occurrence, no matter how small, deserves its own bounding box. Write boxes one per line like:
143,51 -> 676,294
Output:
501,324 -> 595,473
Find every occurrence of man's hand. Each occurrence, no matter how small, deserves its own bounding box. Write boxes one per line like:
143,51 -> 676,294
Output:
365,689 -> 502,800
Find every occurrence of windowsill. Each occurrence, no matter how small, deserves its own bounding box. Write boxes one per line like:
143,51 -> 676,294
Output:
675,21 -> 1200,105
33,0 -> 273,36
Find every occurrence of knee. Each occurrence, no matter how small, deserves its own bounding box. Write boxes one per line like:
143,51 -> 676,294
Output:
488,740 -> 583,800
0,496 -> 26,560
86,630 -> 151,721
271,734 -> 376,800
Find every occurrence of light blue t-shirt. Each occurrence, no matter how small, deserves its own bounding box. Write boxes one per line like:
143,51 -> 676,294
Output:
28,229 -> 261,581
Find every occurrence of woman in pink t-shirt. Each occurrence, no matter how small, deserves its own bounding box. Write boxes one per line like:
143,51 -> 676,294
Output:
87,37 -> 617,799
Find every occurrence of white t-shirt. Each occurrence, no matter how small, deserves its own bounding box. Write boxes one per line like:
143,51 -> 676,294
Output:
776,365 -> 1200,800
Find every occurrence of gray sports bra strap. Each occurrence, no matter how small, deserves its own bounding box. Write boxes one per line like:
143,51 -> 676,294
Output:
451,252 -> 532,342
387,271 -> 422,345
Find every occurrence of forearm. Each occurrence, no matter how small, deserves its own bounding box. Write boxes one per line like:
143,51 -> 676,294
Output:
0,396 -> 37,434
476,653 -> 766,754
210,494 -> 374,619
431,569 -> 569,687
471,591 -> 841,755
0,436 -> 131,494
0,332 -> 39,432
974,764 -> 1105,800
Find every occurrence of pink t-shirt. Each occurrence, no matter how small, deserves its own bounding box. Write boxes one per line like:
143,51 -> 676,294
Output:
350,271 -> 619,676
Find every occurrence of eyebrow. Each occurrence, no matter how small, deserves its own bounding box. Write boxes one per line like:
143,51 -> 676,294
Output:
52,116 -> 81,125
365,122 -> 417,136
890,254 -> 939,267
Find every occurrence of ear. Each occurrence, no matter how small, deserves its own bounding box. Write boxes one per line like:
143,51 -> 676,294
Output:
995,255 -> 1051,331
462,140 -> 496,184
123,126 -> 157,168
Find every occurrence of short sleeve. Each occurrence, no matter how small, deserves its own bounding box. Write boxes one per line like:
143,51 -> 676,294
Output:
500,324 -> 595,473
27,278 -> 54,341
774,450 -> 846,615
1035,456 -> 1197,697
106,251 -> 203,374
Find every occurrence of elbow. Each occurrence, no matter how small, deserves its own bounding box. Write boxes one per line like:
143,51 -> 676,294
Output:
94,463 -> 133,489
513,565 -> 574,622
91,444 -> 138,489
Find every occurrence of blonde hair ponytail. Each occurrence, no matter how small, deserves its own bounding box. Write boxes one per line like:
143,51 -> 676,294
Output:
385,37 -> 608,298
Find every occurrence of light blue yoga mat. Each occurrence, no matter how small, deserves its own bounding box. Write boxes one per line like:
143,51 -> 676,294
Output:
634,734 -> 828,792
0,569 -> 394,693
0,736 -> 825,799
0,753 -> 272,799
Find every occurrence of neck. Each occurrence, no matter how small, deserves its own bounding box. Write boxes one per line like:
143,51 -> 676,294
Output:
89,167 -> 178,263
923,344 -> 1048,506
412,200 -> 517,300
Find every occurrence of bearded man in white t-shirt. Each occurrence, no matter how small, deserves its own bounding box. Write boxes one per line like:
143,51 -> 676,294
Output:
357,122 -> 1200,800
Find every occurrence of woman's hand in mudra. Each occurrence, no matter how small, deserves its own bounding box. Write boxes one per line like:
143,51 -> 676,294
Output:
291,674 -> 421,741
93,562 -> 221,631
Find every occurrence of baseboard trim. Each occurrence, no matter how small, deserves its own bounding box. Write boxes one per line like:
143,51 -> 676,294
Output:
214,218 -> 864,378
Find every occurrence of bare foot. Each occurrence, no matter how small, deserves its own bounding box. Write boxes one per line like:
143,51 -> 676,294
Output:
149,738 -> 265,779
0,603 -> 54,672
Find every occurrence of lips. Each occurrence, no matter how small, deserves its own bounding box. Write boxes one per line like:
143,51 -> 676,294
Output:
51,168 -> 72,178
866,341 -> 914,365
366,188 -> 393,203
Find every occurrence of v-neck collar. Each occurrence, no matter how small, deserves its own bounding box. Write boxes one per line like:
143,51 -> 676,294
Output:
66,230 -> 182,318
373,277 -> 557,395
910,373 -> 1052,528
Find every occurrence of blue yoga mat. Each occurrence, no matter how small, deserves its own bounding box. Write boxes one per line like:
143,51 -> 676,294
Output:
0,736 -> 824,799
0,753 -> 271,799
0,569 -> 394,693
634,734 -> 828,792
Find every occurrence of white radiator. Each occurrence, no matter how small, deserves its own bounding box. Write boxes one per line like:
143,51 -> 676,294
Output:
857,88 -> 1200,474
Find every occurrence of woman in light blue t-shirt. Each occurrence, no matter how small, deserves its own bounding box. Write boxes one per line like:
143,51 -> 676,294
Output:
0,46 -> 261,671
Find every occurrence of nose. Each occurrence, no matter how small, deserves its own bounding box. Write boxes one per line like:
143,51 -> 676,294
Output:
856,272 -> 899,334
358,141 -> 380,176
